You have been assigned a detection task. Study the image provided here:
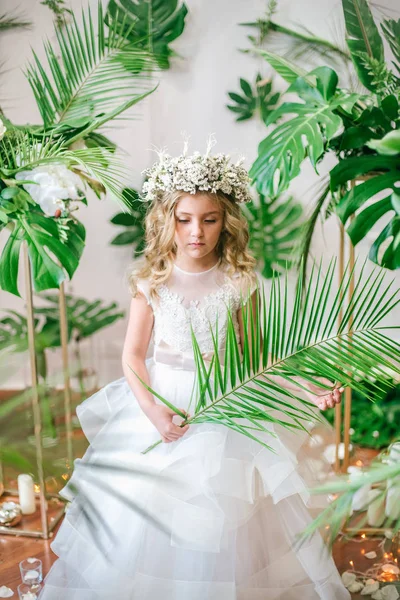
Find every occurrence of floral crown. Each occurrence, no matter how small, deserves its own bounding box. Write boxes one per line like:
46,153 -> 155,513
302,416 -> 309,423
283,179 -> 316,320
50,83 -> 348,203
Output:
140,135 -> 253,204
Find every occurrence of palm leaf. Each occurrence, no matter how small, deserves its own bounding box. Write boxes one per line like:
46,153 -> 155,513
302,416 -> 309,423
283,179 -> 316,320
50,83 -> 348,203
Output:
25,2 -> 157,132
301,458 -> 400,548
128,260 -> 400,454
1,132 -> 131,208
0,11 -> 30,32
241,18 -> 351,68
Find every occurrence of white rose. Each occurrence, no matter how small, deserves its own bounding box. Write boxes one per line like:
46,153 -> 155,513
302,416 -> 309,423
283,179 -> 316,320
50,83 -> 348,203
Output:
15,164 -> 84,216
0,118 -> 6,140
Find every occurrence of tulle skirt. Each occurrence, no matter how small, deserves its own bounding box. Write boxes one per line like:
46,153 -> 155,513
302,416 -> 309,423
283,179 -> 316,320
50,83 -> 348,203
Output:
39,359 -> 350,600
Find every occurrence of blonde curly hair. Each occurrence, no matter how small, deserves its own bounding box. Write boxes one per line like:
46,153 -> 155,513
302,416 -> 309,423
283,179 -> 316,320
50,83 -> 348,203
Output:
128,190 -> 256,300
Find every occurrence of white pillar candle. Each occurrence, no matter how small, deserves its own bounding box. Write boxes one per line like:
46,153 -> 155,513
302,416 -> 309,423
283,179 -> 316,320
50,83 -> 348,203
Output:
17,474 -> 36,515
367,489 -> 386,527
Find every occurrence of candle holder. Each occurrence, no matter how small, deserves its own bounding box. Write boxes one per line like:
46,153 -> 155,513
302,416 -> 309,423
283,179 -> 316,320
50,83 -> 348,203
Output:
17,583 -> 42,600
19,558 -> 42,585
0,501 -> 22,527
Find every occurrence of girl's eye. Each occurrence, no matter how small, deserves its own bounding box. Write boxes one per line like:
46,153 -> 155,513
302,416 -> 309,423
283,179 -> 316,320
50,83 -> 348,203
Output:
205,220 -> 216,223
178,219 -> 190,223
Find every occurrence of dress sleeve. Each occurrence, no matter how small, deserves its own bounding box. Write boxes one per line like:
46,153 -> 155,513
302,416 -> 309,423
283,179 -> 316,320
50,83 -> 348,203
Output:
232,271 -> 261,303
135,278 -> 151,306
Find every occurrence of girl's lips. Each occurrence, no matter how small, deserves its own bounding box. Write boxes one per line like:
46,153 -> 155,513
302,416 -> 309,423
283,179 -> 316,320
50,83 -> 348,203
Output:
189,243 -> 205,246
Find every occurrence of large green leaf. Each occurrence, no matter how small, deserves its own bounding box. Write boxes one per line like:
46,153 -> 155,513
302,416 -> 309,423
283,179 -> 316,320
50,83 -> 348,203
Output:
342,0 -> 385,92
0,211 -> 82,296
109,187 -> 146,255
242,193 -> 304,278
367,129 -> 400,155
331,154 -> 400,269
251,50 -> 309,84
226,73 -> 280,123
129,260 -> 400,454
38,294 -> 125,339
25,2 -> 157,132
105,0 -> 188,70
249,67 -> 359,197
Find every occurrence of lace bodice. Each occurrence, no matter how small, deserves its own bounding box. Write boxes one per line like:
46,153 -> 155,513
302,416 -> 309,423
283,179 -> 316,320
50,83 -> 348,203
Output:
137,263 -> 257,370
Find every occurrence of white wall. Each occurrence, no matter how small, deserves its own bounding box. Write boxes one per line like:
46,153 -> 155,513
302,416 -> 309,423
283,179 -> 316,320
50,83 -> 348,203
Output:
0,0 -> 398,389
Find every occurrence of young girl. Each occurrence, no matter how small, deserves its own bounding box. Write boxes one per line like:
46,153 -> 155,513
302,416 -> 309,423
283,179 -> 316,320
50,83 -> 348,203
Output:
40,145 -> 350,600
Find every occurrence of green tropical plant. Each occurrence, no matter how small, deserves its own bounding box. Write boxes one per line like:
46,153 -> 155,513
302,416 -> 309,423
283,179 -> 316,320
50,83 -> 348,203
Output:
324,378 -> 400,449
226,74 -> 280,123
0,294 -> 124,379
240,0 -> 351,77
0,11 -> 30,32
127,260 -> 400,455
105,0 -> 189,70
41,0 -> 72,28
242,193 -> 304,278
0,0 -> 187,297
302,443 -> 400,548
109,187 -> 147,256
248,0 -> 400,272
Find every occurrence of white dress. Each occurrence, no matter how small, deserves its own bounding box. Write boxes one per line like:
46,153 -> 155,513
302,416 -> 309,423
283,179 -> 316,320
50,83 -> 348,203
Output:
39,263 -> 350,600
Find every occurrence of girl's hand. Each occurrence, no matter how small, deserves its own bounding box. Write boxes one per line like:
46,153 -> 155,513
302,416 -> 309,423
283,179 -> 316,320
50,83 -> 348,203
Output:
306,378 -> 345,411
145,405 -> 190,443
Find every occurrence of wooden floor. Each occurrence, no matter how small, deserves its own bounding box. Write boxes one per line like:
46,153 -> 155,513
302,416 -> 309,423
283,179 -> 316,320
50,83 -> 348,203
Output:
0,519 -> 383,599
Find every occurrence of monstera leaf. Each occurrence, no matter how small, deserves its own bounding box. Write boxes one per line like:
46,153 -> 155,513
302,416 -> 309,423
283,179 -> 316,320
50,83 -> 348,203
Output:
242,193 -> 303,278
0,210 -> 85,297
331,151 -> 400,269
249,66 -> 361,197
105,0 -> 188,70
226,74 -> 280,123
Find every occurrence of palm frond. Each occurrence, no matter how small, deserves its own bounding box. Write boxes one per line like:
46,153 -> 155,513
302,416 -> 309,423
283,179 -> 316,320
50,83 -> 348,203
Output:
301,458 -> 400,548
129,260 -> 400,454
0,132 -> 130,208
25,2 -> 157,132
0,11 -> 31,32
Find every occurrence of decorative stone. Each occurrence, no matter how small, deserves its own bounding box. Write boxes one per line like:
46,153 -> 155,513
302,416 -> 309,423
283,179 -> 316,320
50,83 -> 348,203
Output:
372,585 -> 400,600
342,571 -> 357,587
362,581 -> 380,595
0,586 -> 14,597
348,581 -> 365,593
365,551 -> 378,559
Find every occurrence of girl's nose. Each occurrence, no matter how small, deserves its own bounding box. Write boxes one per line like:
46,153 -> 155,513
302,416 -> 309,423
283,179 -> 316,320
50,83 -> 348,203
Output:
191,221 -> 203,237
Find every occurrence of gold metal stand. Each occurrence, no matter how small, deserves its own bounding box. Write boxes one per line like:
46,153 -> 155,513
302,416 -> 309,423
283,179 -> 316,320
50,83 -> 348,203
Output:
0,243 -> 66,538
59,282 -> 74,475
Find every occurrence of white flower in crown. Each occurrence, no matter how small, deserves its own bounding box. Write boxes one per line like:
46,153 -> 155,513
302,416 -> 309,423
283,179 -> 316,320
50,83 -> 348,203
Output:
140,136 -> 253,204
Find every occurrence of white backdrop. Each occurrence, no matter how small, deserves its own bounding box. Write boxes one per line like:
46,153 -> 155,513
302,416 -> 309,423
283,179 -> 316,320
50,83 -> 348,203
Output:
0,0 -> 398,388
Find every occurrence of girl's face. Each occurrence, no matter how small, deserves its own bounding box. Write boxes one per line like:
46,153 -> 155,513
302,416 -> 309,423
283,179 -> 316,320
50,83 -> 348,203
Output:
174,193 -> 224,262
